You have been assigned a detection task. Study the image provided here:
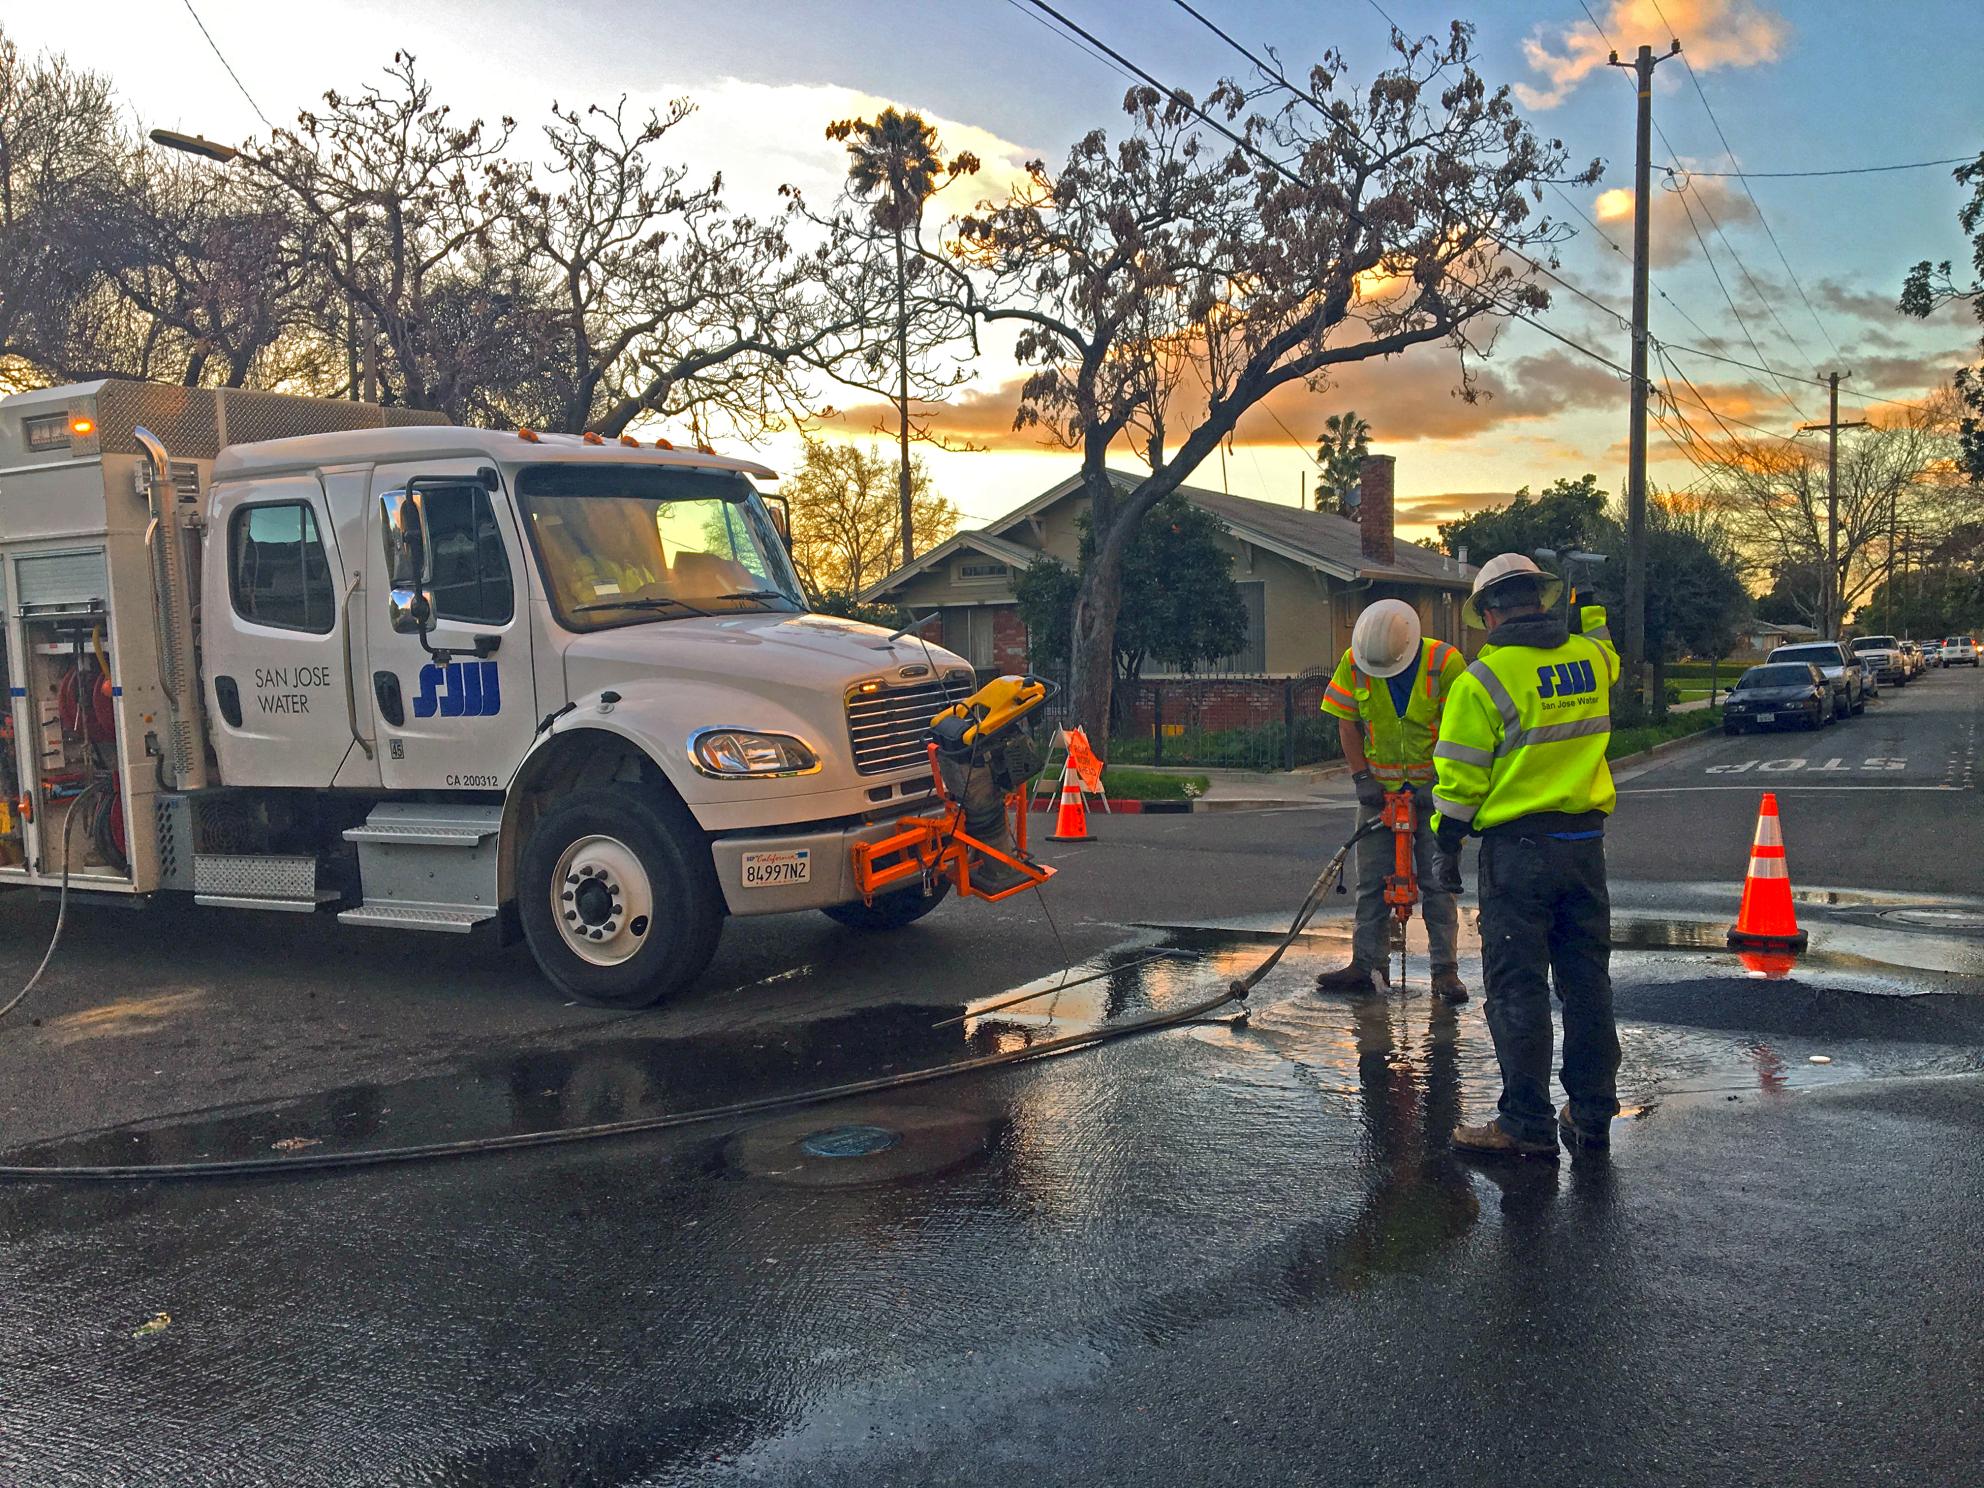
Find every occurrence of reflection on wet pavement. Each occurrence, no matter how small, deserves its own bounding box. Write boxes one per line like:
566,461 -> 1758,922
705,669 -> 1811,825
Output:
1,924 -> 1980,1484
6,923 -> 1961,1183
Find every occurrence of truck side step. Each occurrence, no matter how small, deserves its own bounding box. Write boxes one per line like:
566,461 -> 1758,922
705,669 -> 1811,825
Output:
193,854 -> 326,912
340,802 -> 504,933
336,904 -> 495,933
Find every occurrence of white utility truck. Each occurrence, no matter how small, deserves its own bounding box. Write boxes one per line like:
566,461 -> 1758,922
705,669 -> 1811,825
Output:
0,383 -> 976,1005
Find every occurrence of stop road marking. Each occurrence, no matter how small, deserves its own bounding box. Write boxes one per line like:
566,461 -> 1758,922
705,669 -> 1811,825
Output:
1705,757 -> 1906,774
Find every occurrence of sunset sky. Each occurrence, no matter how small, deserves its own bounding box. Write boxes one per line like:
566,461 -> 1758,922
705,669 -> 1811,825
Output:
9,0 -> 1979,539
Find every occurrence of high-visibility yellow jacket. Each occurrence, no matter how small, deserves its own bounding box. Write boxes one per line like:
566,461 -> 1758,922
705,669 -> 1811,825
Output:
1321,636 -> 1465,786
1431,608 -> 1620,832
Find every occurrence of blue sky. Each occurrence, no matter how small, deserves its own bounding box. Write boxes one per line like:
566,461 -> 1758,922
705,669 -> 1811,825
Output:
9,0 -> 1979,532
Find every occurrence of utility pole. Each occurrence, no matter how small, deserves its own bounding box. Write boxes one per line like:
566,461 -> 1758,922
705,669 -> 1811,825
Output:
1799,372 -> 1869,638
1609,40 -> 1681,708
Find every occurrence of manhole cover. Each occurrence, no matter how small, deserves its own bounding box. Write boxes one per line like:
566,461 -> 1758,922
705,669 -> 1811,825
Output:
1878,908 -> 1984,932
799,1124 -> 901,1159
729,1102 -> 991,1188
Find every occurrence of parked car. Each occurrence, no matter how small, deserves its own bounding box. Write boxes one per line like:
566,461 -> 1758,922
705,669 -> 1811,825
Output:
1899,640 -> 1927,676
1768,641 -> 1865,718
1850,634 -> 1907,686
1723,662 -> 1831,733
1942,636 -> 1980,667
1859,658 -> 1881,700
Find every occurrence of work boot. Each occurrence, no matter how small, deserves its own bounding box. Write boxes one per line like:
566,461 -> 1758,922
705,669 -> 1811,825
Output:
1431,969 -> 1468,1005
1558,1105 -> 1611,1151
966,851 -> 1033,898
1450,1119 -> 1559,1160
1314,962 -> 1389,995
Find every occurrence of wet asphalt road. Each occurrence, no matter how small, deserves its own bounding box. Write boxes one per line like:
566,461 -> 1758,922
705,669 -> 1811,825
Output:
0,668 -> 1979,1485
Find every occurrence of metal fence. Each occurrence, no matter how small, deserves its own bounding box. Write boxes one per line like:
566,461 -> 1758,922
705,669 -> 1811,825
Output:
1105,674 -> 1342,773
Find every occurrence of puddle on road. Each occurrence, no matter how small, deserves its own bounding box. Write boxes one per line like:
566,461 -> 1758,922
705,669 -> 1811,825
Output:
5,921 -> 1971,1183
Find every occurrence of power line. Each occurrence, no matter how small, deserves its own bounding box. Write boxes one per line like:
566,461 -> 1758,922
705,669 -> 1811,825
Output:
1647,0 -> 1843,361
996,0 -> 1143,89
177,0 -> 273,131
1546,180 -> 1733,354
1672,155 -> 1976,180
1669,179 -> 1812,420
1667,168 -> 1820,383
1570,0 -> 1825,403
1657,338 -> 1926,411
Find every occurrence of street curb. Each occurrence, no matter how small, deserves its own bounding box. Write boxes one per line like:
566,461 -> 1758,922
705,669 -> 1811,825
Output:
1609,722 -> 1725,769
1027,797 -> 1190,815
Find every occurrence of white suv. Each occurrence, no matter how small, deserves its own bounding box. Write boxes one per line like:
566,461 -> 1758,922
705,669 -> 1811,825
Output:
1942,636 -> 1980,667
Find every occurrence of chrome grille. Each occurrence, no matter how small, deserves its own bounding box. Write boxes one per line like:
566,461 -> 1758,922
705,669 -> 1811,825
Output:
846,676 -> 975,775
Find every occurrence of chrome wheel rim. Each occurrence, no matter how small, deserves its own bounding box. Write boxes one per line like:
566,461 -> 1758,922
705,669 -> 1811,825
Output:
551,835 -> 654,967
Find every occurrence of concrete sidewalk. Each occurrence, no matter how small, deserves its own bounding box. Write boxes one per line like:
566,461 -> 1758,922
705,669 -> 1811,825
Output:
1135,705 -> 1726,812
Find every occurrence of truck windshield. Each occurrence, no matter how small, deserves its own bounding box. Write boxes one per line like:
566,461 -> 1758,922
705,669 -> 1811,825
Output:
515,463 -> 805,632
1773,645 -> 1842,667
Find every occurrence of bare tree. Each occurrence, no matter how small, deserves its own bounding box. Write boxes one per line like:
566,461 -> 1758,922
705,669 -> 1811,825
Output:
1707,394 -> 1964,635
946,23 -> 1592,733
248,54 -> 535,418
0,30 -> 127,381
783,438 -> 958,597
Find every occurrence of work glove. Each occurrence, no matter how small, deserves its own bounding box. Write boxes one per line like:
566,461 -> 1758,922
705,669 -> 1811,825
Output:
1352,770 -> 1386,810
1432,823 -> 1467,896
1432,846 -> 1464,897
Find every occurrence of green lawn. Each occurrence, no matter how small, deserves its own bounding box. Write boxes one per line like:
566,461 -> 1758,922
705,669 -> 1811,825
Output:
1608,706 -> 1723,759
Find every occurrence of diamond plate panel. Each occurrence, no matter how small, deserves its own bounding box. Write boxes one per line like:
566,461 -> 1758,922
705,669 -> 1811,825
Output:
192,853 -> 318,899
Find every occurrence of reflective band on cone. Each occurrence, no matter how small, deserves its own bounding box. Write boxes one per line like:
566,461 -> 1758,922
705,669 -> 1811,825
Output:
1727,791 -> 1808,951
1047,764 -> 1092,842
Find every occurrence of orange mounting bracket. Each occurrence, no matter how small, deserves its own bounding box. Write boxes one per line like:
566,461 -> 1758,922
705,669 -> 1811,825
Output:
850,742 -> 1056,905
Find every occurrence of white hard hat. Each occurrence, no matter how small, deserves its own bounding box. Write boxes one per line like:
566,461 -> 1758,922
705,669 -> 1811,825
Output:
1350,598 -> 1423,679
1463,552 -> 1563,629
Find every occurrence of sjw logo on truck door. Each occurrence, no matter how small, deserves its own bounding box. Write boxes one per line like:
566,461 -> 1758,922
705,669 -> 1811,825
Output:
413,661 -> 502,719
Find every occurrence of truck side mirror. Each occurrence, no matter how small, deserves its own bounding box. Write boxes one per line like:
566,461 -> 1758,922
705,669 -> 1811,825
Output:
380,488 -> 435,636
761,492 -> 794,553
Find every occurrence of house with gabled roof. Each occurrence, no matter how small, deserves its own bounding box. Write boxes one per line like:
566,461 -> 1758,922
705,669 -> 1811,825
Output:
860,456 -> 1476,680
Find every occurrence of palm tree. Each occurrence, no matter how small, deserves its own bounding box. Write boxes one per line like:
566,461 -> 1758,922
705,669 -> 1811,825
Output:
1316,410 -> 1372,514
828,109 -> 946,568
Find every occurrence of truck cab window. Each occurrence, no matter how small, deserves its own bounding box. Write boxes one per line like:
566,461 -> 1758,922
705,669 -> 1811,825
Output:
229,502 -> 335,633
424,484 -> 514,625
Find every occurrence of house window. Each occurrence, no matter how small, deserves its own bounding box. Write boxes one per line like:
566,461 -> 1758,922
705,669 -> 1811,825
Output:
1223,581 -> 1268,673
229,502 -> 336,634
940,606 -> 997,669
423,484 -> 514,625
957,560 -> 1010,584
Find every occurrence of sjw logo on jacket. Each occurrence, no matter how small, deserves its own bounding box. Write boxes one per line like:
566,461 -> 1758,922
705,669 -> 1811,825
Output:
1535,659 -> 1599,700
413,661 -> 502,719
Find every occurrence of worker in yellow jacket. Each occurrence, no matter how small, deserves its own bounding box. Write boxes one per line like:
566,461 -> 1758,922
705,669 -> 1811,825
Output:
1431,554 -> 1621,1159
1318,598 -> 1468,1002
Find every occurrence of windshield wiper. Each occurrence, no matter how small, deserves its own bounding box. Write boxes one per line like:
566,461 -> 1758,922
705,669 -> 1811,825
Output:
572,595 -> 712,618
716,589 -> 799,605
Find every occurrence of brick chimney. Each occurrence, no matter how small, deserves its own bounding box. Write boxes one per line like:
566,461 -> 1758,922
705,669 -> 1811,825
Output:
1357,454 -> 1396,567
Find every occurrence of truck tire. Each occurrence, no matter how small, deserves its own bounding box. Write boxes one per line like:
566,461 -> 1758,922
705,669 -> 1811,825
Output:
821,880 -> 951,931
519,784 -> 723,1008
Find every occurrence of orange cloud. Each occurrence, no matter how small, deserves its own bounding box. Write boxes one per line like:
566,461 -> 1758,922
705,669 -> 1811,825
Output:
1517,1 -> 1791,110
836,345 -> 1632,456
1592,175 -> 1758,268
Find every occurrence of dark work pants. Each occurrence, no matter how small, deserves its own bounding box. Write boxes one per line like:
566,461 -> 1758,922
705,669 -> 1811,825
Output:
1477,831 -> 1621,1144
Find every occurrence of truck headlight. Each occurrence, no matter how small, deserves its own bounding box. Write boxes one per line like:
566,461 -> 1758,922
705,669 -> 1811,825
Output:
689,729 -> 820,778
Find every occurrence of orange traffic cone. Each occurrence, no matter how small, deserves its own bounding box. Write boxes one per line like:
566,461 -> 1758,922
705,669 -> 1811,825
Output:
1727,792 -> 1808,951
1046,762 -> 1092,842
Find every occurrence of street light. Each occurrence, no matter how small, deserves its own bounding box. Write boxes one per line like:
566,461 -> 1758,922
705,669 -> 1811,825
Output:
147,129 -> 238,164
147,126 -> 368,402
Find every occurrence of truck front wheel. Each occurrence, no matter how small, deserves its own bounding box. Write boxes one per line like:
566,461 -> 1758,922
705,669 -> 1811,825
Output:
519,784 -> 723,1007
